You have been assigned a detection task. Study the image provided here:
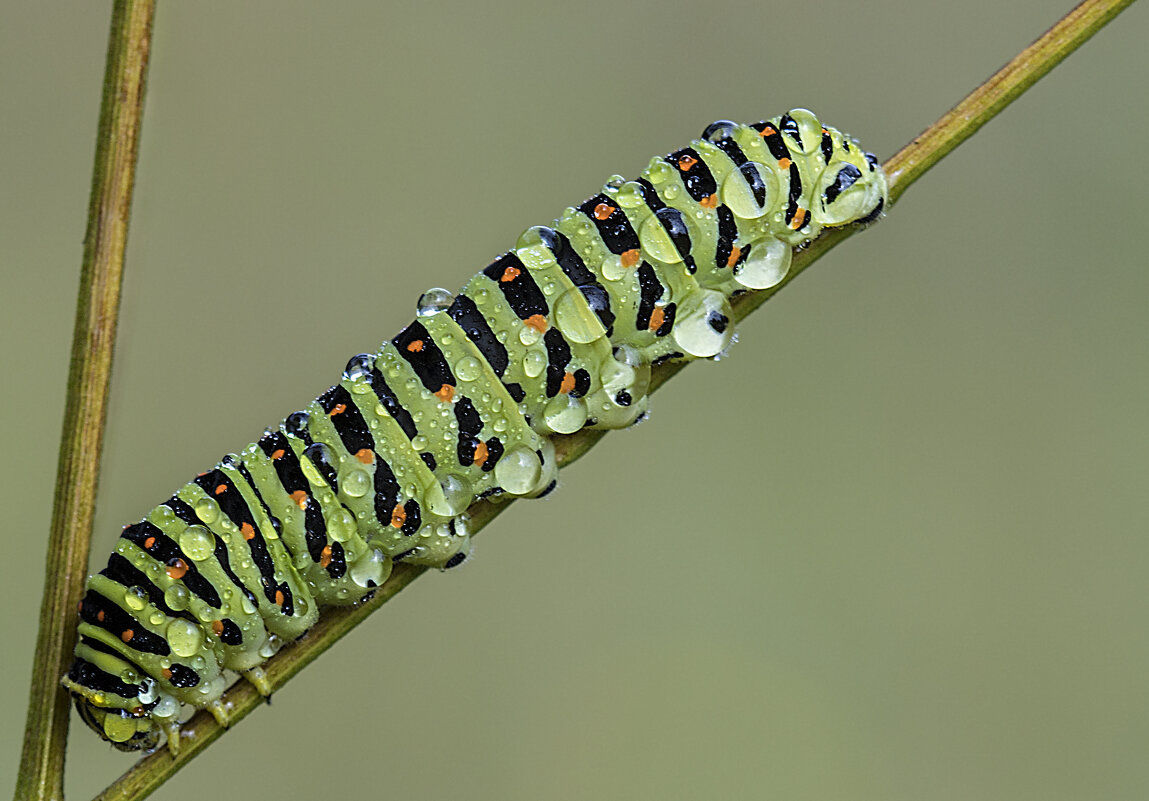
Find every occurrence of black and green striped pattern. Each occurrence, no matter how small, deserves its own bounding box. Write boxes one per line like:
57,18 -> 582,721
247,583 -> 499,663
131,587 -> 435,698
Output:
63,109 -> 888,752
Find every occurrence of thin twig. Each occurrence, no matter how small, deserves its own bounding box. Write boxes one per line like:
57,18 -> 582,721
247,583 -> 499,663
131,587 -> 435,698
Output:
87,0 -> 1134,798
14,4 -> 156,801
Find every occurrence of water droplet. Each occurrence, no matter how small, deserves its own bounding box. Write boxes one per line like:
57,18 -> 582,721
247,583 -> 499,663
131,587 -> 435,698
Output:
428,473 -> 473,516
285,411 -> 310,436
671,290 -> 734,358
523,350 -> 546,378
327,507 -> 357,542
137,677 -> 157,703
515,225 -> 563,271
494,445 -> 543,495
454,356 -> 482,382
344,353 -> 374,382
638,208 -> 693,264
349,548 -> 389,589
166,619 -> 204,658
302,442 -> 336,479
600,253 -> 626,281
341,467 -> 371,498
721,162 -> 779,220
734,237 -> 792,289
615,181 -> 645,209
518,324 -> 542,346
220,454 -> 241,470
123,586 -> 148,611
701,119 -> 738,142
785,108 -> 822,155
164,584 -> 190,612
646,158 -> 675,185
416,288 -> 454,317
179,525 -> 215,562
194,497 -> 219,525
553,287 -> 607,344
543,394 -> 588,434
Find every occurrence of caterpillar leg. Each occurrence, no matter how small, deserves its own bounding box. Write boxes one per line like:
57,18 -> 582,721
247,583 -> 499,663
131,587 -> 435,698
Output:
242,665 -> 274,698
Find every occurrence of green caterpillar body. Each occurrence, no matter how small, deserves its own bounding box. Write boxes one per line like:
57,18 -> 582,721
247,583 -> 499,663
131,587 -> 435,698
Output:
63,109 -> 888,752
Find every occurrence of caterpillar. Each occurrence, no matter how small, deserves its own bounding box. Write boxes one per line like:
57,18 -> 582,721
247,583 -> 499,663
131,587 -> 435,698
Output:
63,109 -> 888,753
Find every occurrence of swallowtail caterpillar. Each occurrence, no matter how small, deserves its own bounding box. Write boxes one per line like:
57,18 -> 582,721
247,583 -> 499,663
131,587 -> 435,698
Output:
63,109 -> 888,752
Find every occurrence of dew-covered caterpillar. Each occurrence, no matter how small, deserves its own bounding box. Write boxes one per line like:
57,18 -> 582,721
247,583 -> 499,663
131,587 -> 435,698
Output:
63,109 -> 888,752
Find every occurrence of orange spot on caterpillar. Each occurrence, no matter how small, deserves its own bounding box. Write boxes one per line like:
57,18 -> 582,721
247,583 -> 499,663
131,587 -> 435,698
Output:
275,590 -> 285,607
434,384 -> 456,403
355,448 -> 375,464
330,403 -> 347,416
390,504 -> 406,528
778,157 -> 791,169
500,266 -> 520,282
211,620 -> 224,636
241,522 -> 256,541
593,202 -> 615,220
319,544 -> 332,568
96,610 -> 105,623
559,372 -> 576,394
699,194 -> 718,209
406,339 -> 424,353
726,245 -> 742,268
473,441 -> 489,468
144,536 -> 156,549
214,484 -> 228,496
621,249 -> 640,268
760,125 -> 777,136
649,307 -> 666,332
290,490 -> 308,510
677,155 -> 698,171
789,208 -> 807,229
167,559 -> 189,580
524,314 -> 548,333
271,448 -> 286,460
121,629 -> 133,643
162,668 -> 173,680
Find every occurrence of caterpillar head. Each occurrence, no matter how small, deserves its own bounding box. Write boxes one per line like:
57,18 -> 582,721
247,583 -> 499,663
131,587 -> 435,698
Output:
810,119 -> 888,229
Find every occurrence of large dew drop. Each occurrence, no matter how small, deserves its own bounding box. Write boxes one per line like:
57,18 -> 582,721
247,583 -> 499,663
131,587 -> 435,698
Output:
553,287 -> 607,344
123,585 -> 148,612
494,445 -> 543,496
349,548 -> 389,589
734,237 -> 792,290
721,162 -> 778,220
340,467 -> 371,498
416,288 -> 454,317
343,353 -> 374,382
166,619 -> 204,658
672,290 -> 734,358
428,473 -> 473,517
193,497 -> 219,526
514,226 -> 562,271
179,525 -> 216,562
543,394 -> 588,434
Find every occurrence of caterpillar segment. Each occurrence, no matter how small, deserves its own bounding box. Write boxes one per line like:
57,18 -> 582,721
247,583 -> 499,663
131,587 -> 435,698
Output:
63,109 -> 888,752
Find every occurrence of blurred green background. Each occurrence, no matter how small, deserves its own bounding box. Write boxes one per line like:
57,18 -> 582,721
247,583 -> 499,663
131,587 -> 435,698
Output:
2,2 -> 1146,799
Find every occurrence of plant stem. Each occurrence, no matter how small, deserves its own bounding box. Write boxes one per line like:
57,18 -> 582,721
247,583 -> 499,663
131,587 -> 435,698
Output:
14,3 -> 156,801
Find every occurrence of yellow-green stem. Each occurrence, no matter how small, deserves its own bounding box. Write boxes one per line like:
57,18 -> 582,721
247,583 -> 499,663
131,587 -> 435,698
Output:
14,4 -> 156,801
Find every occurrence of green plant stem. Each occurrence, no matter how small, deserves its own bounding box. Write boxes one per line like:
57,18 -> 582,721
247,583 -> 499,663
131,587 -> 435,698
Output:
86,0 -> 1135,798
14,4 -> 156,801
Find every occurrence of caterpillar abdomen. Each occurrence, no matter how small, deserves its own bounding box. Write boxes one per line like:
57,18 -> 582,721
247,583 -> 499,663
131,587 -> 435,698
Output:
63,109 -> 888,752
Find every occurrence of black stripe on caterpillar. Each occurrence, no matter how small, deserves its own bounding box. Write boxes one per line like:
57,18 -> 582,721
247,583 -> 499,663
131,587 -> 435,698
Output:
62,108 -> 888,752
